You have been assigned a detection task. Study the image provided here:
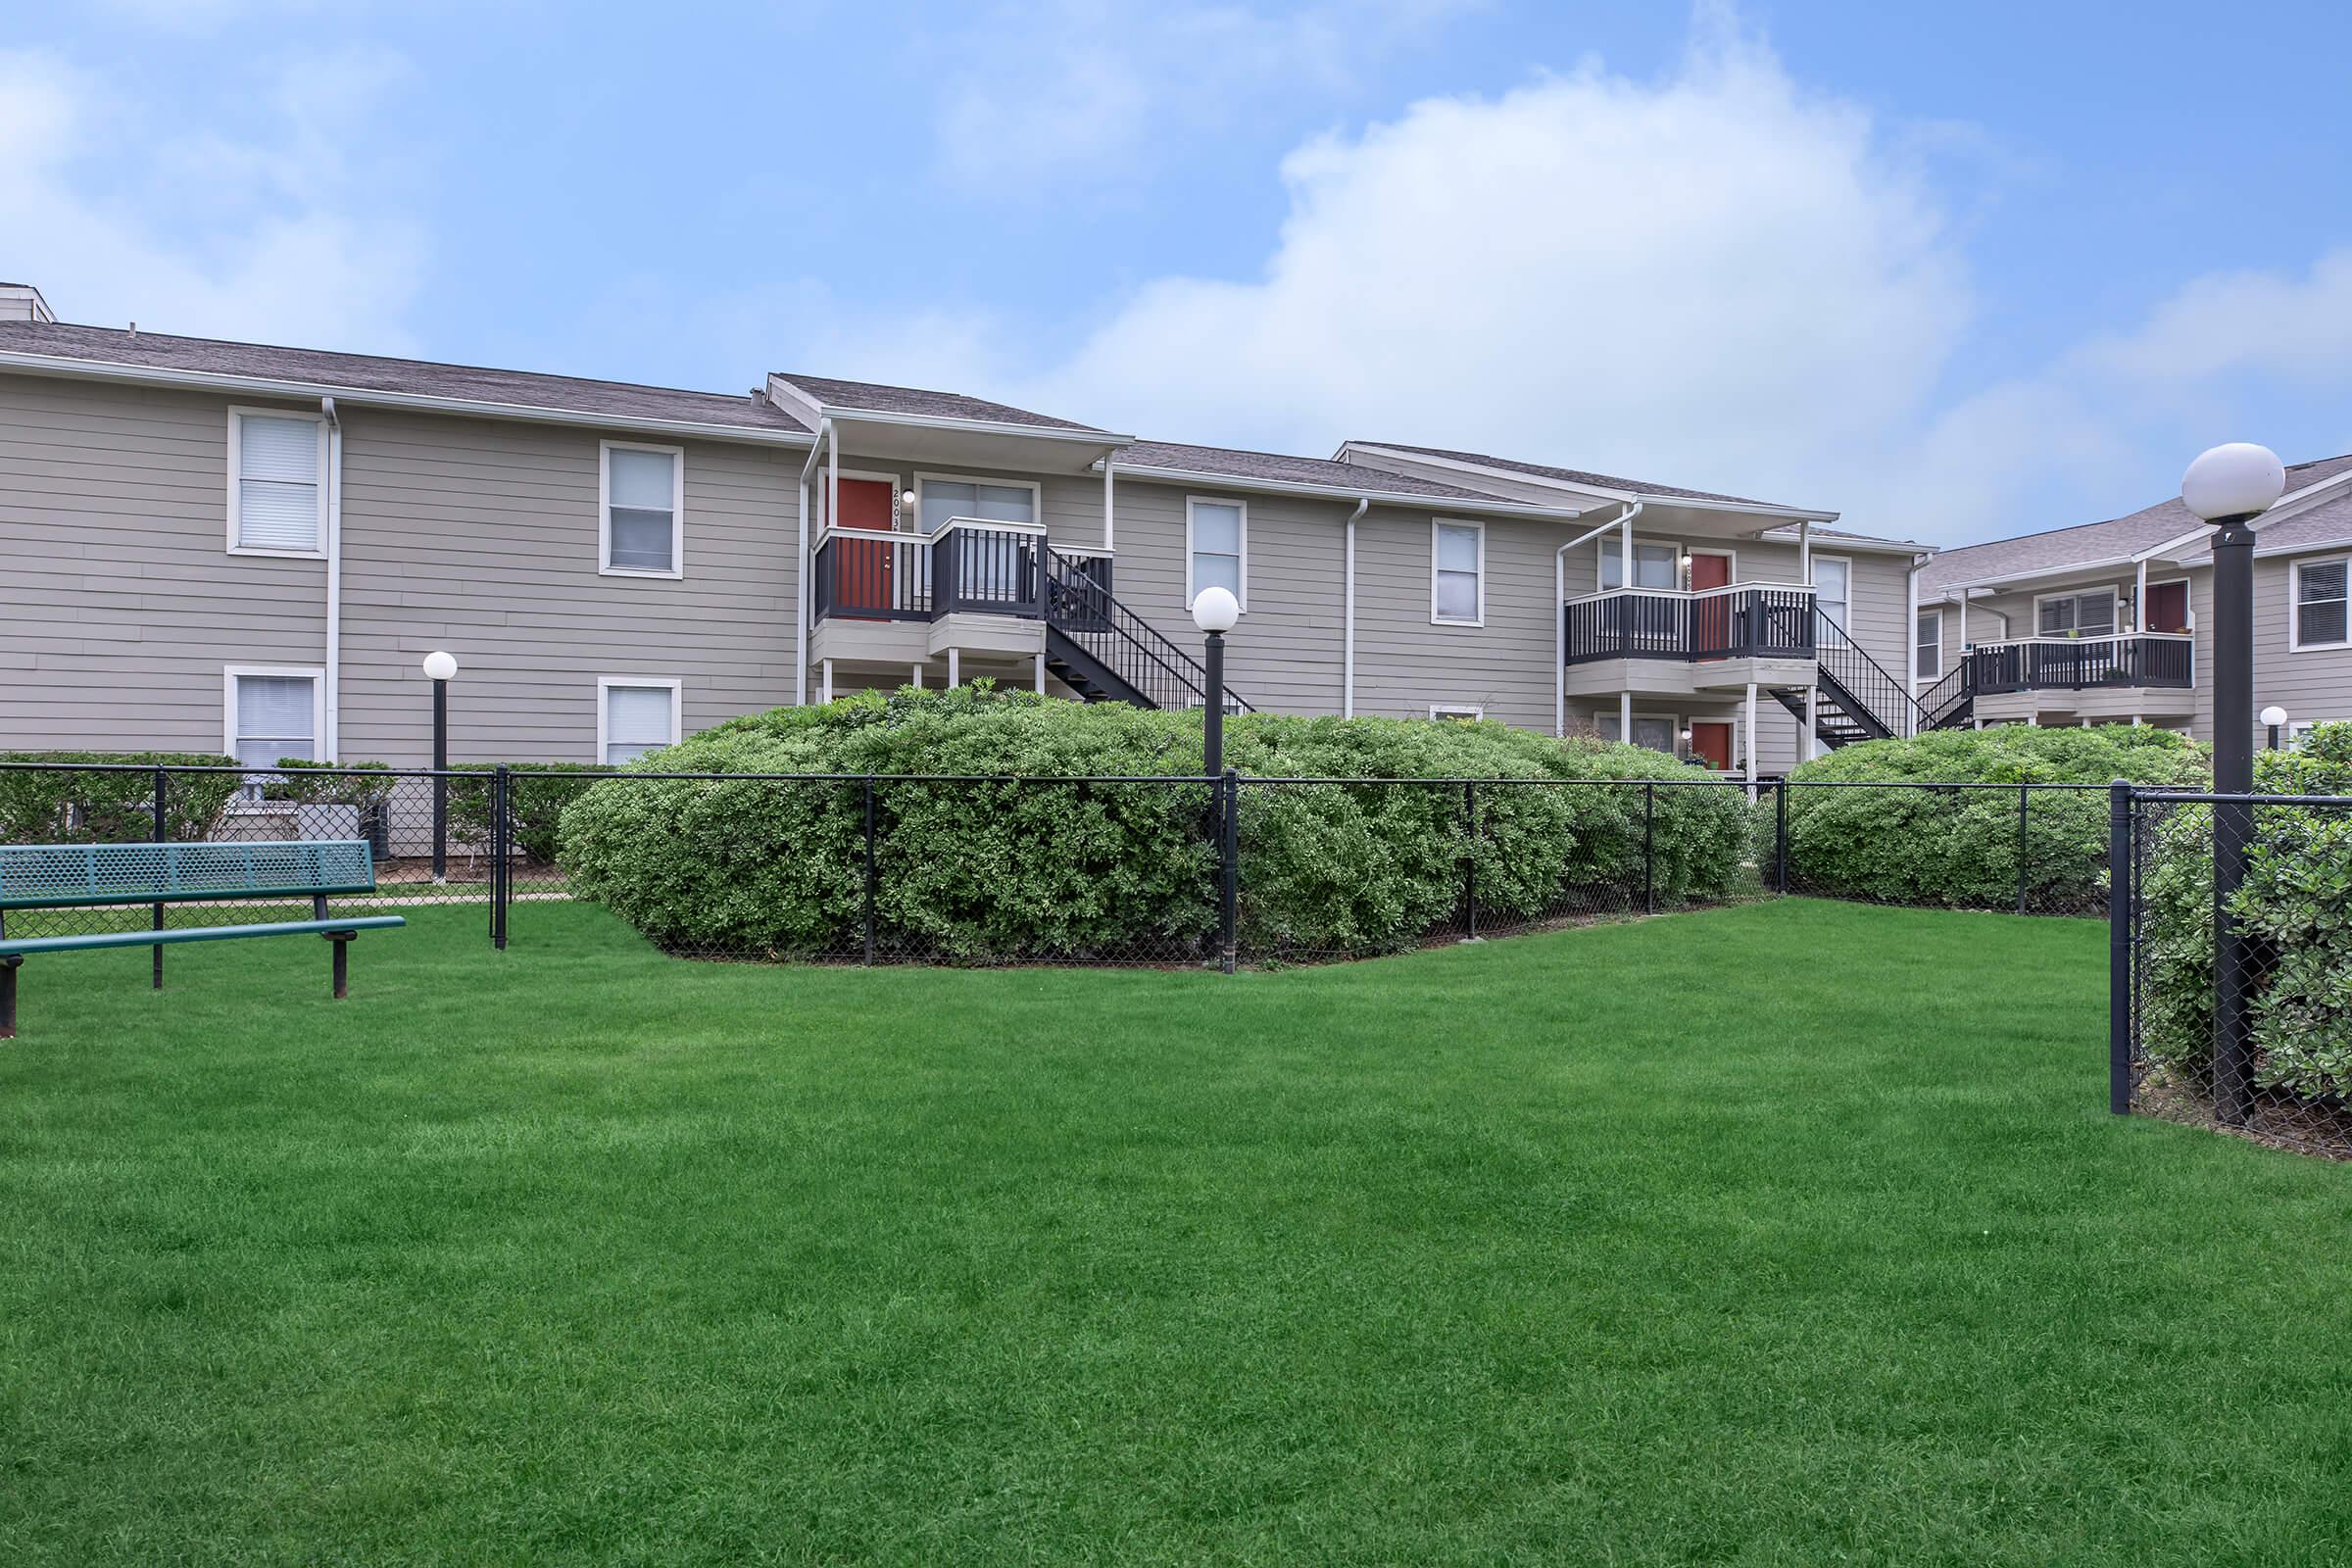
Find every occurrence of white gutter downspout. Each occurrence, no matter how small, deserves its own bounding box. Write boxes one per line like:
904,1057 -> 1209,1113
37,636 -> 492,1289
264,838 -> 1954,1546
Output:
796,416 -> 831,706
1556,503 -> 1642,738
1342,498 -> 1368,717
1103,460 -> 1116,553
319,396 -> 343,760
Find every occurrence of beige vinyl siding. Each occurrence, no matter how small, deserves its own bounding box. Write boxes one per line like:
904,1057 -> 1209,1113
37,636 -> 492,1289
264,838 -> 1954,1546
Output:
2250,551 -> 2352,747
336,408 -> 801,764
0,375 -> 327,752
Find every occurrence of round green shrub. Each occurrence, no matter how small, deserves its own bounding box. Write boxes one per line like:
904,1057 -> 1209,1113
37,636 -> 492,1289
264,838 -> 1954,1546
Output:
555,685 -> 1755,961
2140,721 -> 2352,1102
1780,725 -> 2208,909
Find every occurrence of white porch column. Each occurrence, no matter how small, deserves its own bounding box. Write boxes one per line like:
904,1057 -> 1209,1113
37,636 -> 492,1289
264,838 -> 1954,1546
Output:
1745,682 -> 1759,798
1034,653 -> 1046,693
1798,519 -> 1812,582
2134,558 -> 2148,631
1618,690 -> 1632,743
820,659 -> 834,704
909,663 -> 923,689
1102,460 -> 1115,552
1619,516 -> 1634,590
948,649 -> 960,688
1803,686 -> 1819,761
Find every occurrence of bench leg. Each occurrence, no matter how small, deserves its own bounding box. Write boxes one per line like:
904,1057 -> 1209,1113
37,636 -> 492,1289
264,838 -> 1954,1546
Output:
325,931 -> 355,1000
2,955 -> 20,1041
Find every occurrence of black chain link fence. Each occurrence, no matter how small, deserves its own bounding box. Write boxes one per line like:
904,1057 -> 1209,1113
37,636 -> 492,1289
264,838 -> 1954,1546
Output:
2122,787 -> 2352,1158
3,761 -> 2140,969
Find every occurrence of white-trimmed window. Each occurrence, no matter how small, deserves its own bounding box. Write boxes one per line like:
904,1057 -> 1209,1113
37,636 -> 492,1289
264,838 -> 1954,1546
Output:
915,473 -> 1038,532
2036,588 -> 2118,638
598,677 -> 681,763
1812,556 -> 1853,647
223,666 -> 323,769
1597,540 -> 1678,591
1430,704 -> 1484,721
1597,711 -> 1678,754
601,441 -> 684,576
227,408 -> 327,556
1916,610 -> 1943,680
1187,498 -> 1246,609
2286,720 -> 2325,748
2291,558 -> 2349,650
1432,520 -> 1485,625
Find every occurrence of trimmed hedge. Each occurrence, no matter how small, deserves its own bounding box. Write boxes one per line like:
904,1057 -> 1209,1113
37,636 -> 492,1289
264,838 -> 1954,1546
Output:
1779,726 -> 2208,908
0,752 -> 245,844
556,685 -> 1756,960
2141,721 -> 2352,1101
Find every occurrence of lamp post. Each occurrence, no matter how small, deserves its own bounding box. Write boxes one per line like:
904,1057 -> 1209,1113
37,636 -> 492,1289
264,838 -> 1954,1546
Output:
422,651 -> 459,883
2261,705 -> 2288,752
2180,443 -> 2284,1124
1192,586 -> 1241,972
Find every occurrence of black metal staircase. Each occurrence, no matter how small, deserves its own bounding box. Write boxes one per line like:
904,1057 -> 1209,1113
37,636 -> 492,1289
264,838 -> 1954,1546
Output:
1763,606 -> 1924,750
1043,549 -> 1253,713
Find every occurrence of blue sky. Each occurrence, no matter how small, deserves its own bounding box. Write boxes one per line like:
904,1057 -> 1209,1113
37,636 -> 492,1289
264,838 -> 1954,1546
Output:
5,0 -> 2349,543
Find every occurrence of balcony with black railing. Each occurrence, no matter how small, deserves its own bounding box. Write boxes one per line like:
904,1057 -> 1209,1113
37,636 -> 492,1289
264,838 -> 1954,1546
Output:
811,517 -> 1054,624
1563,583 -> 1819,665
1963,633 -> 2195,695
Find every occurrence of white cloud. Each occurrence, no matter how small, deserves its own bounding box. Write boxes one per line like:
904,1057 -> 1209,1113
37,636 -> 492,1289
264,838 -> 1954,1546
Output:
991,12 -> 1970,524
0,47 -> 424,349
929,0 -> 1487,190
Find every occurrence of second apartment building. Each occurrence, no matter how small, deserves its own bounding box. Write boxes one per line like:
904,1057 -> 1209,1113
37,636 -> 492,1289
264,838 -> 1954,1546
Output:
0,281 -> 1930,778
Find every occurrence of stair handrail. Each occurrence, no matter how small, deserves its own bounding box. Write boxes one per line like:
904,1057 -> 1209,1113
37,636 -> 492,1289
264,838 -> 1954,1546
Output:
1045,549 -> 1254,712
1812,608 -> 1927,737
1917,663 -> 1972,729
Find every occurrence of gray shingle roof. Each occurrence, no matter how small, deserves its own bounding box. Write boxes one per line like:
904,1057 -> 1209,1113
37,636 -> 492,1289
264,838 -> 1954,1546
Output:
1115,440 -> 1545,504
1919,454 -> 2352,592
0,318 -> 817,436
771,372 -> 1107,433
1348,440 -> 1808,511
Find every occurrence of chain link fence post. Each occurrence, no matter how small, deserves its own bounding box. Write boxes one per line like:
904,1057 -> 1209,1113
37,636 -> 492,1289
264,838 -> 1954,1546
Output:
1462,779 -> 1479,940
862,776 -> 877,967
2016,782 -> 2030,916
491,765 -> 511,951
1218,769 -> 1240,974
151,763 -> 168,989
1774,778 -> 1789,896
2108,779 -> 2132,1114
1642,781 -> 1656,915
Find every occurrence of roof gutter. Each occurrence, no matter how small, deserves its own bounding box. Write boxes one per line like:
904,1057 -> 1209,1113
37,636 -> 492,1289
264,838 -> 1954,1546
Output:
320,396 -> 343,760
1109,462 -> 1582,519
0,347 -> 819,450
820,404 -> 1134,448
1340,442 -> 1837,523
796,418 -> 831,705
1342,498 -> 1368,718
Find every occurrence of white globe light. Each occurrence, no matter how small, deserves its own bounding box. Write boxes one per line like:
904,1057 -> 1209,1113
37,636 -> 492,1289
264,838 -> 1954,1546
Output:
2180,443 -> 2285,521
2261,705 -> 2289,728
1191,585 -> 1241,633
901,489 -> 917,513
420,650 -> 459,682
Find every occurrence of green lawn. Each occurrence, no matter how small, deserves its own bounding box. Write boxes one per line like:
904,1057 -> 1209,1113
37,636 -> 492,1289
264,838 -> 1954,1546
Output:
3,901 -> 2347,1565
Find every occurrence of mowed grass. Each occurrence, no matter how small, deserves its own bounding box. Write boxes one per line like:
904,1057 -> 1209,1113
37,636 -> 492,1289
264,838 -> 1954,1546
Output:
3,901 -> 2348,1566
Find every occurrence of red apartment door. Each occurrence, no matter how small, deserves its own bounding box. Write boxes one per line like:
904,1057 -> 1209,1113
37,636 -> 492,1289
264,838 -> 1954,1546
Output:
2145,581 -> 2189,634
835,478 -> 900,616
1690,721 -> 1734,771
1690,551 -> 1733,655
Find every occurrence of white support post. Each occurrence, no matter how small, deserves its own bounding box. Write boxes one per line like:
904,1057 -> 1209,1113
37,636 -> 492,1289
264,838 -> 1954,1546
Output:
909,662 -> 923,689
1798,519 -> 1812,583
820,659 -> 834,705
948,649 -> 960,688
1803,686 -> 1818,761
2134,558 -> 2148,632
1618,690 -> 1632,744
1034,653 -> 1046,694
1102,461 -> 1115,552
1619,516 -> 1634,592
1744,682 -> 1759,801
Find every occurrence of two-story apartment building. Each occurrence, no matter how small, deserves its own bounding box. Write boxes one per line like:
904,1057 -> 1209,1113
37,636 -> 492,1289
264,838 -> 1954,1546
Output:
0,281 -> 1931,779
1913,454 -> 2352,746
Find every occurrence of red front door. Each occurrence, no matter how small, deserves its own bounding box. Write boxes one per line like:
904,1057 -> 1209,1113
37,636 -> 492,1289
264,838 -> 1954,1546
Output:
1690,552 -> 1733,655
2145,581 -> 2189,634
1690,721 -> 1734,772
834,478 -> 901,616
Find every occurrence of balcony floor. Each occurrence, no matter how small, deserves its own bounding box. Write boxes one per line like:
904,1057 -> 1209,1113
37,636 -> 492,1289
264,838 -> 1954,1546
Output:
1564,656 -> 1817,701
1973,686 -> 2195,726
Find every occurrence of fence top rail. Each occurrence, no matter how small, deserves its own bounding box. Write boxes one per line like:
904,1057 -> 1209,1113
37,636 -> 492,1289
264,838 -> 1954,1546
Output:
0,760 -> 504,779
2132,788 -> 2352,807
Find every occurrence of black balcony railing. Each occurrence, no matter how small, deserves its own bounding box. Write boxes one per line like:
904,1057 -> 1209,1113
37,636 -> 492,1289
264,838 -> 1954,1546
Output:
1564,586 -> 1818,664
812,521 -> 1045,624
1965,634 -> 2194,695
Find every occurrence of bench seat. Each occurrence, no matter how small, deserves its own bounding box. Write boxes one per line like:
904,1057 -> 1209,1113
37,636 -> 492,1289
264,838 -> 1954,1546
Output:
0,915 -> 406,959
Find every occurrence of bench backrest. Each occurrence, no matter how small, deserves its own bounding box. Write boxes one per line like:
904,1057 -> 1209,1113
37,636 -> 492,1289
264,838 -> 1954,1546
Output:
0,841 -> 378,909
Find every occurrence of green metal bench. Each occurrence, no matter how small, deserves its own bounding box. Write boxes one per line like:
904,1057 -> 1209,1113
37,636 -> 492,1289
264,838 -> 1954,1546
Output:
0,840 -> 406,1039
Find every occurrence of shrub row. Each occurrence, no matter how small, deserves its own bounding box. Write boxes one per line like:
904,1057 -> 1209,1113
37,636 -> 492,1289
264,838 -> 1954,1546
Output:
0,752 -> 247,844
1779,726 -> 2208,909
554,685 -> 1757,960
2140,721 -> 2352,1102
